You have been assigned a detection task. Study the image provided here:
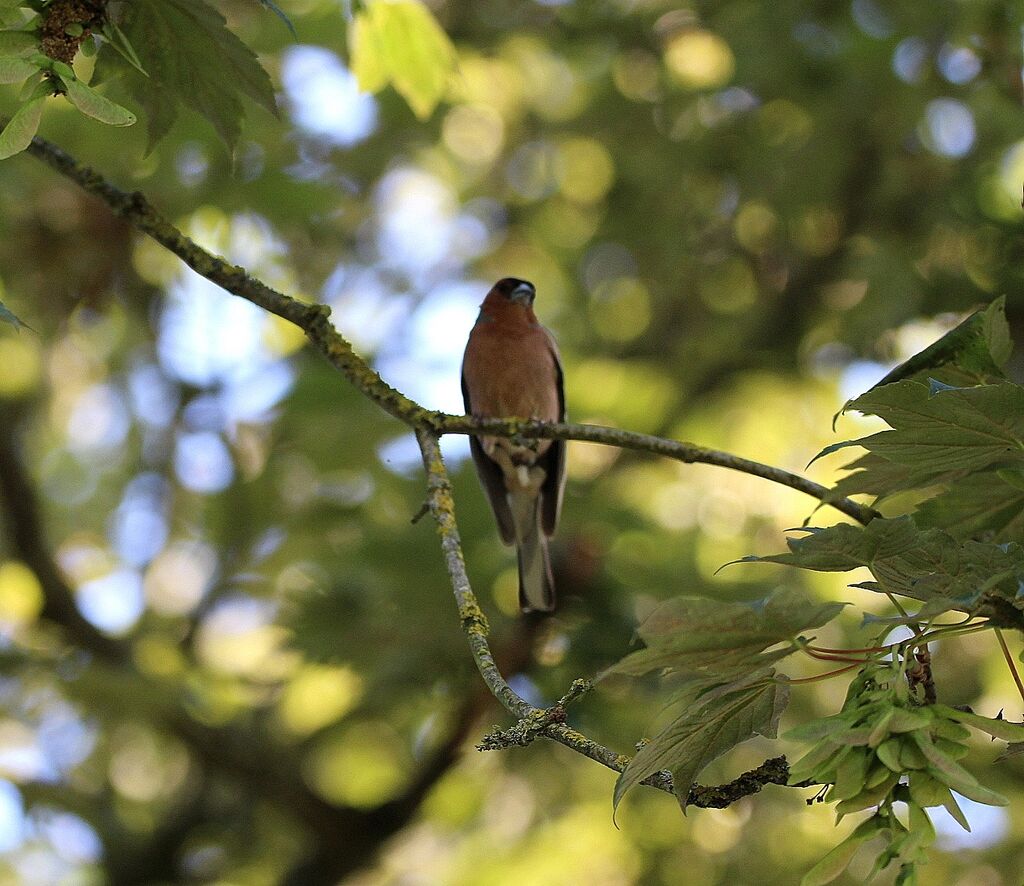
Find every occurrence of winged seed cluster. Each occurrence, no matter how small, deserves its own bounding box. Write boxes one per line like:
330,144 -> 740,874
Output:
609,299 -> 1024,883
787,659 -> 1024,886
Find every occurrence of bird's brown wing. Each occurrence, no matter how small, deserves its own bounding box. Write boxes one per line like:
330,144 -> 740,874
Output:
462,369 -> 516,544
540,328 -> 566,537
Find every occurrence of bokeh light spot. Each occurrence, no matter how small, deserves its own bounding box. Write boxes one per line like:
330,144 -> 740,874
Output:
0,561 -> 43,628
555,137 -> 615,204
589,277 -> 651,342
921,98 -> 975,158
304,721 -> 408,808
793,205 -> 842,256
937,44 -> 981,85
174,431 -> 235,493
892,36 -> 928,83
278,665 -> 364,736
612,49 -> 661,102
0,781 -> 24,852
443,103 -> 505,165
144,540 -> 216,616
734,201 -> 780,253
0,336 -> 42,398
758,99 -> 813,149
77,568 -> 145,635
664,29 -> 735,90
282,45 -> 377,146
699,258 -> 758,314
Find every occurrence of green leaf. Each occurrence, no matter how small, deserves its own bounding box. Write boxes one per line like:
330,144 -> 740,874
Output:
914,472 -> 1024,542
613,674 -> 788,812
833,770 -> 899,814
0,31 -> 37,55
95,0 -> 277,150
348,8 -> 388,92
0,55 -> 36,83
746,516 -> 928,573
787,737 -> 847,785
905,802 -> 937,852
941,791 -> 971,831
58,74 -> 136,126
833,748 -> 871,801
912,732 -> 1008,806
349,0 -> 456,119
908,770 -> 948,807
604,587 -> 843,679
876,738 -> 903,772
931,705 -> 1024,742
832,381 -> 1024,477
750,516 -> 1024,614
100,21 -> 147,76
866,707 -> 932,747
995,741 -> 1024,763
785,710 -> 863,742
0,94 -> 43,160
800,815 -> 886,886
828,451 -> 938,502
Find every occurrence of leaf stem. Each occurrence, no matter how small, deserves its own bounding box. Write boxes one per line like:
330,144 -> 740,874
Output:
995,629 -> 1024,707
784,663 -> 863,684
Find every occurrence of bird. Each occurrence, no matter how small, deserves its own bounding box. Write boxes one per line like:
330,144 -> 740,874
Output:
461,277 -> 566,612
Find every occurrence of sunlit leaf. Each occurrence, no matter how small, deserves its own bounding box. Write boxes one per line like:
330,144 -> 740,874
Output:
995,741 -> 1024,763
907,770 -> 947,807
0,94 -> 43,159
348,9 -> 389,93
348,0 -> 456,119
800,815 -> 887,886
0,31 -> 36,55
931,705 -> 1024,742
604,587 -> 843,680
746,516 -> 1024,615
912,732 -> 1008,806
613,673 -> 788,812
832,748 -> 870,801
59,74 -> 136,126
825,381 -> 1024,477
914,472 -> 1024,541
0,55 -> 35,82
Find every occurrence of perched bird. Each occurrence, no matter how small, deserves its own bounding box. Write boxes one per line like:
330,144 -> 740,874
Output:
461,278 -> 566,612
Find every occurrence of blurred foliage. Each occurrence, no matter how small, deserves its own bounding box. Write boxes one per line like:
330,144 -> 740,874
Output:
1,0 -> 1024,884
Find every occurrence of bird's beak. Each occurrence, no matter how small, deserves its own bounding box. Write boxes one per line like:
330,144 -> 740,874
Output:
509,283 -> 535,305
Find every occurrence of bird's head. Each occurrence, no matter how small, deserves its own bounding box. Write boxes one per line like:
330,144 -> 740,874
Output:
492,277 -> 536,307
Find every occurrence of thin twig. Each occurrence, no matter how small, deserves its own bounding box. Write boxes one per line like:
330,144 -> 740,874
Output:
415,429 -> 795,805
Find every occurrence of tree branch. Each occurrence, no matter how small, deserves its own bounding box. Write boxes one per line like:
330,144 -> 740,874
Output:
435,415 -> 878,525
19,130 -> 878,527
416,428 -> 801,806
0,403 -> 128,664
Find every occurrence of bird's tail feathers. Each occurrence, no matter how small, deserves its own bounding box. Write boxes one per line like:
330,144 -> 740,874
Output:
510,492 -> 555,612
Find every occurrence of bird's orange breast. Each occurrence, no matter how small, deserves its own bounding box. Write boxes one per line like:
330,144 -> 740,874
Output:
462,320 -> 561,422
